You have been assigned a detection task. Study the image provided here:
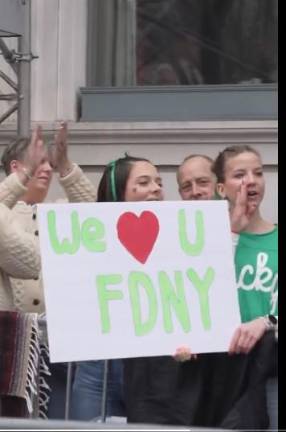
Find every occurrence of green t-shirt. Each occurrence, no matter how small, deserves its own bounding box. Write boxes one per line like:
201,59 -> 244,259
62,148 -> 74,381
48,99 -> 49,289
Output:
235,226 -> 278,323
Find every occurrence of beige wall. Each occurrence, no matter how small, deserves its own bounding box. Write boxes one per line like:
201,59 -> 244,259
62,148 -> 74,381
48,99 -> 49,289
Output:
0,120 -> 278,223
0,0 -> 87,123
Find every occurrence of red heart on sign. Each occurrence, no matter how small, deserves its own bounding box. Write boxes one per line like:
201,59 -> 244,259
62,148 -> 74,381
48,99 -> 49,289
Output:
116,211 -> 159,264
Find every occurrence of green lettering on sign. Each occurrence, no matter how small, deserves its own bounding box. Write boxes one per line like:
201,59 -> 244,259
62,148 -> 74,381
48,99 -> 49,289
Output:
81,217 -> 106,252
96,274 -> 123,333
128,272 -> 158,336
186,267 -> 214,330
47,210 -> 80,254
159,271 -> 191,333
178,209 -> 205,256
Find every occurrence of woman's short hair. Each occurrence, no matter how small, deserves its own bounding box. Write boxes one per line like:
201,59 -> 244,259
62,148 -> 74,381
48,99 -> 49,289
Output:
1,137 -> 30,175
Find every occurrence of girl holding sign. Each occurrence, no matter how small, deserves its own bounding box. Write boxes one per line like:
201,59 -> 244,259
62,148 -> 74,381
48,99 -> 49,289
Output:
214,145 -> 278,354
174,145 -> 277,428
214,145 -> 278,430
71,155 -> 163,421
176,146 -> 278,354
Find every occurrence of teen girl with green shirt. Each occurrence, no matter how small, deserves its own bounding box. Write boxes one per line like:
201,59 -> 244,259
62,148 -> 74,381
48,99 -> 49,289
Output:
172,145 -> 277,428
214,145 -> 278,353
214,145 -> 278,430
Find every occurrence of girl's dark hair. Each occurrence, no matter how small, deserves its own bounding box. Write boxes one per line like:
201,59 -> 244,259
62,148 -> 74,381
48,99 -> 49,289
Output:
213,145 -> 261,183
97,155 -> 151,202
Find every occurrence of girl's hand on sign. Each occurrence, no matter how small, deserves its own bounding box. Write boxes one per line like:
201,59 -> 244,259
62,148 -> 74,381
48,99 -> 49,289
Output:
228,317 -> 267,355
173,345 -> 197,362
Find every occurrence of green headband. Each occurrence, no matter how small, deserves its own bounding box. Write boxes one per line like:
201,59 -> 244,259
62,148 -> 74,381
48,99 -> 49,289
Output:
108,160 -> 117,201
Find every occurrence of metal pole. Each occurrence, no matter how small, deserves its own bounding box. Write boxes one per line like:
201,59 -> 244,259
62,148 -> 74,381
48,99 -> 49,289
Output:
64,363 -> 74,420
17,0 -> 31,136
100,360 -> 109,423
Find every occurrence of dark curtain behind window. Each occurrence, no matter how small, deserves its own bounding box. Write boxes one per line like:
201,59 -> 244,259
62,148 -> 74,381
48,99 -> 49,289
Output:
136,0 -> 278,86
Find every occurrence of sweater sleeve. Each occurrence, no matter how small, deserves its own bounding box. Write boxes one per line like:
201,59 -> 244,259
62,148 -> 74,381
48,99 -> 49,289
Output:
0,173 -> 27,208
59,164 -> 97,202
0,204 -> 40,279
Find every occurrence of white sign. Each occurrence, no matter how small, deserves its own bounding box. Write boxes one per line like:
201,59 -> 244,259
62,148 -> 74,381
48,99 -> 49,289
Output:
38,201 -> 241,363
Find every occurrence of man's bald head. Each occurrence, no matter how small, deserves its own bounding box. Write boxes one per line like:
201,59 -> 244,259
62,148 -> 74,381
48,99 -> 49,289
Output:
177,154 -> 216,200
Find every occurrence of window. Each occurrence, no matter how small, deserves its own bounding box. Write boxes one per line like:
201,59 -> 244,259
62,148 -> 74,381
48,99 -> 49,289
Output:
136,0 -> 277,86
82,0 -> 277,121
87,0 -> 277,87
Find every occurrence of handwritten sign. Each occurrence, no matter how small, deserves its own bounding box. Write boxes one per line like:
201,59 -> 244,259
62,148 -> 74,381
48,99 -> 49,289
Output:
38,201 -> 241,363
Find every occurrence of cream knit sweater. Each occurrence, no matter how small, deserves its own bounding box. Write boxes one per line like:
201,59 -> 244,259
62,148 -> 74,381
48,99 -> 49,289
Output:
1,164 -> 96,312
0,174 -> 40,310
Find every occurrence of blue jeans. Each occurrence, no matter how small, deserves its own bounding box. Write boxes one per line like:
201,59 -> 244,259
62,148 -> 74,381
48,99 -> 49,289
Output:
71,360 -> 125,421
